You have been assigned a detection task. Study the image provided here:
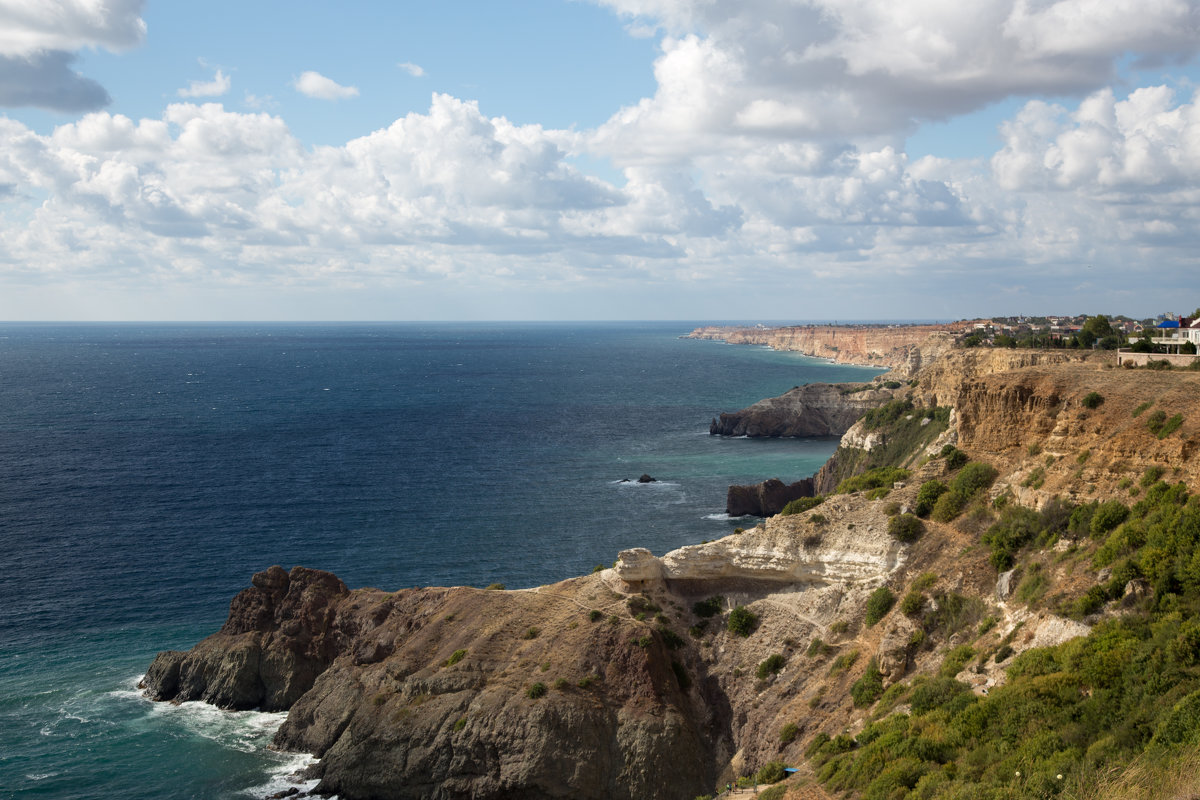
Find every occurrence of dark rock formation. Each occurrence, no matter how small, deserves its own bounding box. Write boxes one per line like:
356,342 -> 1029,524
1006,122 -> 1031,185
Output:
142,565 -> 349,711
143,568 -> 727,800
709,382 -> 893,438
726,477 -> 815,517
637,474 -> 656,483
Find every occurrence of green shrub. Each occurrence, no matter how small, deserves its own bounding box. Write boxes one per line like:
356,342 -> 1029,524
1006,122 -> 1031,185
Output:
865,587 -> 896,626
1015,563 -> 1048,604
1022,466 -> 1045,489
888,513 -> 924,543
781,495 -> 825,515
981,505 -> 1040,570
1141,466 -> 1165,488
807,637 -> 833,657
951,461 -> 999,496
930,489 -> 968,522
756,761 -> 788,784
1132,401 -> 1153,417
913,572 -> 938,590
1147,409 -> 1168,434
553,677 -> 569,690
939,645 -> 975,678
851,657 -> 884,707
1146,359 -> 1174,370
837,466 -> 910,494
780,722 -> 799,744
758,784 -> 786,800
900,590 -> 925,617
944,447 -> 969,470
526,682 -> 547,699
914,480 -> 948,517
861,399 -> 915,430
908,676 -> 972,715
692,595 -> 724,618
1158,414 -> 1184,439
1081,391 -> 1104,409
883,501 -> 901,516
1090,499 -> 1129,537
626,595 -> 660,616
993,643 -> 1014,662
444,648 -> 467,667
523,627 -> 540,639
728,605 -> 758,637
828,649 -> 860,676
866,486 -> 891,500
757,653 -> 787,680
589,609 -> 602,622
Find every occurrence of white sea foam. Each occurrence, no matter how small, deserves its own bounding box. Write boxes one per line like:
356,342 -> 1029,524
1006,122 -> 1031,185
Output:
127,674 -> 327,797
703,513 -> 734,521
244,751 -> 325,799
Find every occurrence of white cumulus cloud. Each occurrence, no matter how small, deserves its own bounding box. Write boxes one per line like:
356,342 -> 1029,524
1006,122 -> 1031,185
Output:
293,70 -> 359,100
178,68 -> 231,98
398,61 -> 425,77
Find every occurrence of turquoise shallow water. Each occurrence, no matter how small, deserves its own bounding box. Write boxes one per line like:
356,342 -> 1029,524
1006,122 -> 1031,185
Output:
0,322 -> 882,799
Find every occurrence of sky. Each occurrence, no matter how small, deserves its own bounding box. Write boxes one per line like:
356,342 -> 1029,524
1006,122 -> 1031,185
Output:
2,1 -> 1200,321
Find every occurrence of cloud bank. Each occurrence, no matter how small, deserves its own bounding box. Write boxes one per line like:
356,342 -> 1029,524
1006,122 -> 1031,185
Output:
2,0 -> 1200,318
0,0 -> 146,111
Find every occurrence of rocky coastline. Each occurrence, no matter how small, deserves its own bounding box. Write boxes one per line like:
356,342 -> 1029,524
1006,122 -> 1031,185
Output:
143,344 -> 1193,800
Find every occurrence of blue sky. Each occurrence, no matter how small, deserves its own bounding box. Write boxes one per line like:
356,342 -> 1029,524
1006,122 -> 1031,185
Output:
2,0 -> 1200,321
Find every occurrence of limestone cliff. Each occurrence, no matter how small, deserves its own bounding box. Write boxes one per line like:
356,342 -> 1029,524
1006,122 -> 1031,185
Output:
688,324 -> 963,375
144,347 -> 1200,800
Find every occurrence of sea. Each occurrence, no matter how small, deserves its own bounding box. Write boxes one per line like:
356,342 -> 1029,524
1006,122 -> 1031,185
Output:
0,322 -> 883,799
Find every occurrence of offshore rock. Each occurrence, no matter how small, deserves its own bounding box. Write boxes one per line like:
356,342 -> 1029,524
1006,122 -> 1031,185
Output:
726,477 -> 815,517
709,382 -> 893,438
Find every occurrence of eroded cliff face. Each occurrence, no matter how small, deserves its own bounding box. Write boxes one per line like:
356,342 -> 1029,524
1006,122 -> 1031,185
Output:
709,382 -> 895,437
144,349 -> 1200,800
688,324 -> 961,375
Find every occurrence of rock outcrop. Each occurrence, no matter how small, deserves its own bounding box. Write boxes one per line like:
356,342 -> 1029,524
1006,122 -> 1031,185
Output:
710,382 -> 895,437
143,566 -> 349,711
146,569 -> 723,800
726,477 -> 815,516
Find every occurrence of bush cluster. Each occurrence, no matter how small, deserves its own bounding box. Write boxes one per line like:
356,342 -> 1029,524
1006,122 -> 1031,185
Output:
888,513 -> 924,543
780,495 -> 825,515
865,587 -> 895,626
836,466 -> 910,495
756,653 -> 787,680
728,605 -> 758,637
813,478 -> 1200,800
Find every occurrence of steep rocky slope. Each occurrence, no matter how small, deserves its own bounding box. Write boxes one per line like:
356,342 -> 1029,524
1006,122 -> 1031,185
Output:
145,349 -> 1200,800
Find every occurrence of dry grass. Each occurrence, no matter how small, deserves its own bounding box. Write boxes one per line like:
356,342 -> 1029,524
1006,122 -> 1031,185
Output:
1068,746 -> 1200,800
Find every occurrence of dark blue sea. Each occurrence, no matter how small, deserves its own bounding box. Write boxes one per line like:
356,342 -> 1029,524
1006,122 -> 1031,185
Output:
0,322 -> 882,799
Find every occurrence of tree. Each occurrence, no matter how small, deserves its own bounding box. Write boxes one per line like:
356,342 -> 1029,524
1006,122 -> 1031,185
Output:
1079,315 -> 1116,349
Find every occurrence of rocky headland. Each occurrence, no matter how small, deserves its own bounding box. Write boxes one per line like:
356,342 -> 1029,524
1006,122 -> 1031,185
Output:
145,345 -> 1200,800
